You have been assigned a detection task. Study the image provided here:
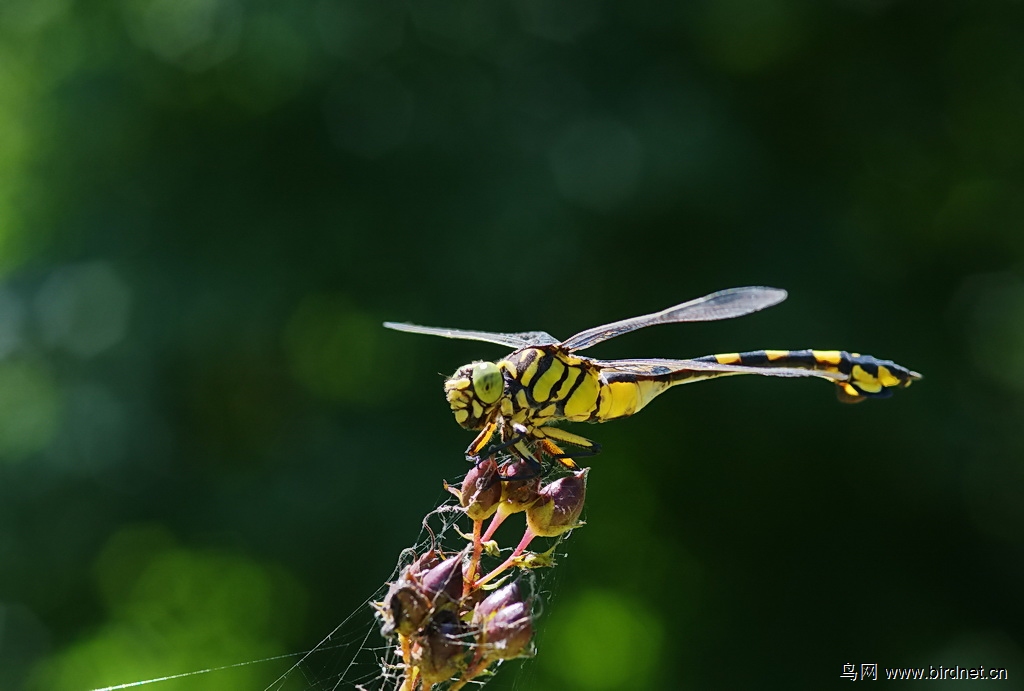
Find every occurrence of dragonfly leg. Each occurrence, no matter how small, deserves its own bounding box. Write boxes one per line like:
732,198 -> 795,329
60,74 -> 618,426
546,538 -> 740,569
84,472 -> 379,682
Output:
537,439 -> 578,469
535,426 -> 602,460
500,439 -> 545,479
476,431 -> 529,459
465,419 -> 500,459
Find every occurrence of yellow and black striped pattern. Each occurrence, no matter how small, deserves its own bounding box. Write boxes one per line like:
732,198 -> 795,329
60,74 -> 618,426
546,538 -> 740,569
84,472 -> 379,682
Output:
388,287 -> 922,470
442,346 -> 919,468
693,349 -> 919,403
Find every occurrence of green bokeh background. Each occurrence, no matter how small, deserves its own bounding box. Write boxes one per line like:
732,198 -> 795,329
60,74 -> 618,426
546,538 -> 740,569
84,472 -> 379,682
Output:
2,1 -> 1023,689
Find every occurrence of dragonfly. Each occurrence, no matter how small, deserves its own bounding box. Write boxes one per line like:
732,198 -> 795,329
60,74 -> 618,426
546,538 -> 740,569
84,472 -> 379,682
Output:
384,287 -> 921,471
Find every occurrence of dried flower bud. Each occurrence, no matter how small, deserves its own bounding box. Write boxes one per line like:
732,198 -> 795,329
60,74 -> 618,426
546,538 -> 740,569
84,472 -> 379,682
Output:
472,582 -> 534,660
460,458 -> 502,520
407,549 -> 440,577
379,584 -> 430,637
420,556 -> 464,606
498,459 -> 541,514
379,553 -> 462,637
526,468 -> 588,537
411,609 -> 466,685
473,581 -> 525,620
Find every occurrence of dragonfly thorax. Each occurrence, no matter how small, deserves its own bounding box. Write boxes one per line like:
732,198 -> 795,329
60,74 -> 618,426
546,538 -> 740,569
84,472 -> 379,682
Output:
444,360 -> 505,429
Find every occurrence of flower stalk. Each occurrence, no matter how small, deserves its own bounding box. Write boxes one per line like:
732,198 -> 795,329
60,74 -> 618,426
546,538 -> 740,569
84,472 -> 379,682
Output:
376,458 -> 588,689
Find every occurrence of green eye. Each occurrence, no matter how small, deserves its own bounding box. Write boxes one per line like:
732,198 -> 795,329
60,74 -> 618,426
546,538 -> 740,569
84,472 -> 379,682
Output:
471,362 -> 503,404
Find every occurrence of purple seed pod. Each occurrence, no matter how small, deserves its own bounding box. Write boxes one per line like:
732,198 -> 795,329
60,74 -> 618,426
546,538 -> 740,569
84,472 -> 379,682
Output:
411,609 -> 467,684
420,556 -> 464,605
498,459 -> 541,514
472,582 -> 534,660
526,468 -> 588,537
460,458 -> 502,521
406,549 -> 440,579
379,553 -> 463,638
473,581 -> 525,620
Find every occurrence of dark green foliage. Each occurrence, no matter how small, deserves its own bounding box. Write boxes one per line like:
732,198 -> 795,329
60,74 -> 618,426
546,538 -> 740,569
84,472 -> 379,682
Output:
2,1 -> 1023,689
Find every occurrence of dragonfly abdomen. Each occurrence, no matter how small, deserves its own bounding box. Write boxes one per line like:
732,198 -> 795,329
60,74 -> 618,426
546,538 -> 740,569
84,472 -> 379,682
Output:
691,349 -> 921,402
701,349 -> 847,372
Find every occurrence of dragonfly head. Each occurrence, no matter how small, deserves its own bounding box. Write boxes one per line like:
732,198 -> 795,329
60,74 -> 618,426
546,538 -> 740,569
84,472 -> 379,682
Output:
444,361 -> 504,429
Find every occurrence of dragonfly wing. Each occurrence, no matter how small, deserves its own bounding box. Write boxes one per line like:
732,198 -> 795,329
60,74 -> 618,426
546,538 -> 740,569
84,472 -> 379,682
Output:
383,322 -> 559,348
597,357 -> 846,381
559,286 -> 788,352
496,330 -> 559,346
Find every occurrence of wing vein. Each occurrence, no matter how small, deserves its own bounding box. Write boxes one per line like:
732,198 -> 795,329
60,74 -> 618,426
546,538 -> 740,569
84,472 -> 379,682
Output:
559,286 -> 788,352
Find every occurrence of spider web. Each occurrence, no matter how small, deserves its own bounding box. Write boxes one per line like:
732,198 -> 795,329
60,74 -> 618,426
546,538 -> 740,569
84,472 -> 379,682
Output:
265,501 -> 468,691
93,463 -> 574,691
263,482 -> 569,691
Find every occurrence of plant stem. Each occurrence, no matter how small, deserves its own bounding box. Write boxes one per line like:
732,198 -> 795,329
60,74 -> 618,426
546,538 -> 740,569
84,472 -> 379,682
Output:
475,528 -> 536,588
399,634 -> 415,691
463,519 -> 483,597
448,657 -> 491,691
482,509 -> 507,542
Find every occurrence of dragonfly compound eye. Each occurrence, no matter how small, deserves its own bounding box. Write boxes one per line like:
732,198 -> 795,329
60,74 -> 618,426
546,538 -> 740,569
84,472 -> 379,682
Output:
471,362 -> 503,404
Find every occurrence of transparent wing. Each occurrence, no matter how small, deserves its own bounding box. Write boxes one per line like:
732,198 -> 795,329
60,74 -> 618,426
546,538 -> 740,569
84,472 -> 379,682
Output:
383,322 -> 559,348
597,357 -> 846,381
559,286 -> 788,352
